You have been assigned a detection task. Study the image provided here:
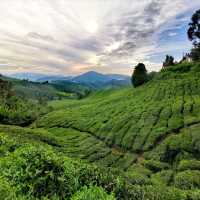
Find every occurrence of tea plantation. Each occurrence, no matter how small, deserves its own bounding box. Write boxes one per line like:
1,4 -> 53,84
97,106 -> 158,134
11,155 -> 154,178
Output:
1,62 -> 200,199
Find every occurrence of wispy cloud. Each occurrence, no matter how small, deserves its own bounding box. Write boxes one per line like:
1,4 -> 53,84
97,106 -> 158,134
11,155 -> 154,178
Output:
0,0 -> 199,75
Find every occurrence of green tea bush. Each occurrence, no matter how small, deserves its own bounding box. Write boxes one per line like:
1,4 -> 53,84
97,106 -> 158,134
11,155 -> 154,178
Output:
125,170 -> 151,185
143,160 -> 169,173
0,143 -> 128,199
178,159 -> 200,171
125,185 -> 187,200
74,164 -> 125,196
0,177 -> 17,200
174,170 -> 200,189
186,190 -> 200,200
0,133 -> 19,156
71,185 -> 116,200
151,170 -> 174,186
0,145 -> 79,199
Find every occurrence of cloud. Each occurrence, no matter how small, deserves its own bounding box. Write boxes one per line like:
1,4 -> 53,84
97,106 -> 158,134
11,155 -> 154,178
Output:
27,32 -> 56,42
0,0 -> 199,75
168,32 -> 178,37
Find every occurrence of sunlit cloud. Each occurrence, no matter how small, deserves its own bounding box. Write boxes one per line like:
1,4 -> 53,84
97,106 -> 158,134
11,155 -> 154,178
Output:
0,0 -> 199,75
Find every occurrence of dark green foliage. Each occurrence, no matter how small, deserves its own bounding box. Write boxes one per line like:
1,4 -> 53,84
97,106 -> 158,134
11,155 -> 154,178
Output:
0,138 -> 125,199
174,170 -> 200,190
0,79 -> 13,103
188,9 -> 200,61
125,185 -> 187,200
0,145 -> 80,199
178,160 -> 200,171
188,9 -> 200,45
0,178 -> 17,200
143,160 -> 169,173
131,63 -> 148,87
0,134 -> 19,156
190,44 -> 200,61
0,96 -> 43,126
163,55 -> 175,68
0,78 -> 51,126
125,170 -> 151,185
151,170 -> 174,186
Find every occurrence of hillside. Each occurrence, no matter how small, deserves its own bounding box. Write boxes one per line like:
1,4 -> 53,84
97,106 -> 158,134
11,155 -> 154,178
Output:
1,62 -> 200,199
36,63 -> 200,194
0,75 -> 90,101
37,63 -> 200,153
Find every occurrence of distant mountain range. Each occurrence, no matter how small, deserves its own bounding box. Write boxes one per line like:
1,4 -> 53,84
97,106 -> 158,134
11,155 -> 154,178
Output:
9,73 -> 72,82
10,71 -> 131,89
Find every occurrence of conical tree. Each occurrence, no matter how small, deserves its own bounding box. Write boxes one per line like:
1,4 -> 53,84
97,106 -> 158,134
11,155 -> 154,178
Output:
131,63 -> 147,87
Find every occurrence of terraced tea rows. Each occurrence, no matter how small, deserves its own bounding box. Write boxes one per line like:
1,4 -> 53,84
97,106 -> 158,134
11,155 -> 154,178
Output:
0,125 -> 138,170
37,75 -> 200,159
40,127 -> 139,170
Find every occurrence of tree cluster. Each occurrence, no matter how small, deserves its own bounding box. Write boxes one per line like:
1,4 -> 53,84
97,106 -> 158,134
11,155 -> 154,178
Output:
163,55 -> 175,68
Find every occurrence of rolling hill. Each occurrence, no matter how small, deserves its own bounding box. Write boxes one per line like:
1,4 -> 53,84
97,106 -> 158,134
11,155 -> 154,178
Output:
0,75 -> 90,101
9,71 -> 131,90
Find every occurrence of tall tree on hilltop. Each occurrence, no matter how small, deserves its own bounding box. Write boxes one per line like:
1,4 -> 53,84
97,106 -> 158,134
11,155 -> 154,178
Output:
188,9 -> 200,61
131,63 -> 147,87
163,55 -> 174,68
188,9 -> 200,45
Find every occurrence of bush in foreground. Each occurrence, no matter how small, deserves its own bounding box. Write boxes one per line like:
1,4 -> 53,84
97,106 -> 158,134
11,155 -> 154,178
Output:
71,185 -> 115,200
0,145 -> 79,199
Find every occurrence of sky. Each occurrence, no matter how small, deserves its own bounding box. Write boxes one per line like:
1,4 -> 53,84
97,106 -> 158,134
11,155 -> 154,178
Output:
0,0 -> 199,76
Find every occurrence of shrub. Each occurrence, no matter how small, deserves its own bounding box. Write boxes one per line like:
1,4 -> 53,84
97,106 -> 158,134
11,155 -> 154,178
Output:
0,144 -> 127,199
174,170 -> 200,189
71,185 -> 116,200
178,159 -> 200,171
125,170 -> 150,185
186,190 -> 200,200
0,134 -> 19,156
0,145 -> 79,199
143,160 -> 169,173
125,185 -> 187,200
151,170 -> 174,186
0,177 -> 17,200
